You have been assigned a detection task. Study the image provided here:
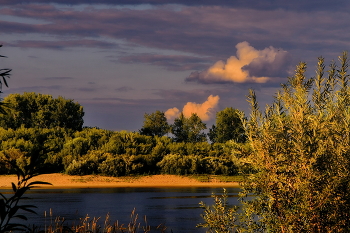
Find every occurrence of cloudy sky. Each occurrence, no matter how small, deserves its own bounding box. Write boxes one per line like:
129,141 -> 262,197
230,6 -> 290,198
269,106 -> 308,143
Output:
1,0 -> 350,131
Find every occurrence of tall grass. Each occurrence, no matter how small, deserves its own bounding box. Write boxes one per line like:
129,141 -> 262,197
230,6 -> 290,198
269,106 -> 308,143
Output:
35,208 -> 167,233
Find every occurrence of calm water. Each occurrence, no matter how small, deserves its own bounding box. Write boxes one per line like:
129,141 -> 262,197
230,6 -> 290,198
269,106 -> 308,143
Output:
0,187 -> 241,233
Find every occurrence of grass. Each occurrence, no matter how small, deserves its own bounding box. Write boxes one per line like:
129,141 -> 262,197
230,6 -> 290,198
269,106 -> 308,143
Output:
34,208 -> 167,233
118,175 -> 144,183
70,175 -> 144,184
188,175 -> 244,183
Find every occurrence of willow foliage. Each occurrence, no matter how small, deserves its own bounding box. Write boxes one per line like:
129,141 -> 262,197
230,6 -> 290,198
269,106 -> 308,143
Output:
238,52 -> 350,232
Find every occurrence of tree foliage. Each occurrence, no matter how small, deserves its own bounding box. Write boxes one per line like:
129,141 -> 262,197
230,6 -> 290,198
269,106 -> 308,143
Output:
0,126 -> 240,176
208,107 -> 246,143
139,110 -> 170,137
0,92 -> 84,131
198,189 -> 238,233
171,113 -> 207,143
236,52 -> 350,232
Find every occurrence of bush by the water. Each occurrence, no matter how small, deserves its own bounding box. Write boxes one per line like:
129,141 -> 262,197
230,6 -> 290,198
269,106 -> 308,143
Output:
0,127 -> 245,176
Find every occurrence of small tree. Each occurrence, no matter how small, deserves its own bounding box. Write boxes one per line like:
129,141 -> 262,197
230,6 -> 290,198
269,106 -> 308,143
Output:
171,113 -> 207,143
236,52 -> 350,232
139,110 -> 170,137
208,107 -> 246,143
197,189 -> 238,233
0,93 -> 84,130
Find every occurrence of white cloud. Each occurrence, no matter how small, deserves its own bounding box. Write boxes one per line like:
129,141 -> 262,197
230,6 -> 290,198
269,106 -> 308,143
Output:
186,41 -> 289,83
165,95 -> 220,121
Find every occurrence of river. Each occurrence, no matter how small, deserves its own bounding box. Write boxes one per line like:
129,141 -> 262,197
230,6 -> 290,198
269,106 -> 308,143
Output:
1,187 -> 241,233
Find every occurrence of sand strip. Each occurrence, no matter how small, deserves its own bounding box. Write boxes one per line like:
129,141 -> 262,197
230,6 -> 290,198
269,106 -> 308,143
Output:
0,173 -> 240,189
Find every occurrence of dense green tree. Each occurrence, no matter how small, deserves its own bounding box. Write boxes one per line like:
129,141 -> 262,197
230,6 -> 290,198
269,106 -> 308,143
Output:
234,52 -> 350,232
208,107 -> 246,143
171,113 -> 187,142
187,113 -> 207,142
0,92 -> 84,130
171,113 -> 207,143
139,110 -> 170,137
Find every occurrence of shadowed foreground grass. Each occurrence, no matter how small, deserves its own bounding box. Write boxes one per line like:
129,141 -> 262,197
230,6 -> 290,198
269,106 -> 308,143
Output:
33,209 -> 167,233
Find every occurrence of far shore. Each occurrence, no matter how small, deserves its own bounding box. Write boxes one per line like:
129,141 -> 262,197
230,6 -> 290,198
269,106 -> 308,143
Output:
0,173 -> 240,189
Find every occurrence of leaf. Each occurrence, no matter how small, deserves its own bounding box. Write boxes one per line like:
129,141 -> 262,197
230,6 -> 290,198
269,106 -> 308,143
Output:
2,77 -> 9,87
8,205 -> 20,218
13,187 -> 28,198
27,181 -> 52,187
0,193 -> 7,200
11,183 -> 17,192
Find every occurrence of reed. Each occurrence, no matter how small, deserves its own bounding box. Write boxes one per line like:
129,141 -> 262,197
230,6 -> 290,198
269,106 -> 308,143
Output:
35,208 -> 167,233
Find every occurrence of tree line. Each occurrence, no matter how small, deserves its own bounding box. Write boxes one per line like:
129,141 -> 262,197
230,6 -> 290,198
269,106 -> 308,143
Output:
140,107 -> 246,143
0,125 -> 249,176
0,91 -> 248,176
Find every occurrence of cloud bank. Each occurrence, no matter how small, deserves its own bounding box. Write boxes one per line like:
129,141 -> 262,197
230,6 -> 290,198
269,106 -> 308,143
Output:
186,41 -> 290,84
165,95 -> 219,121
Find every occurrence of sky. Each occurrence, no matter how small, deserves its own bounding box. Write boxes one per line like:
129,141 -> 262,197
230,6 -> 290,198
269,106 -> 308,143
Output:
1,0 -> 350,131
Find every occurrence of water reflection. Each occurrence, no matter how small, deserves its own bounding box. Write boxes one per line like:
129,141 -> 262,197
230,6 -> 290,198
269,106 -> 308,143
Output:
1,187 -> 241,233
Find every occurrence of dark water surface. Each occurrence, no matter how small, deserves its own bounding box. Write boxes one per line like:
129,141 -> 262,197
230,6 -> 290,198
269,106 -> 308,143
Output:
0,187 -> 241,233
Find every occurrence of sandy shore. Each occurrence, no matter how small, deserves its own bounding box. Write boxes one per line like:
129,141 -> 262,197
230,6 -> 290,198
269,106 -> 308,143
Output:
0,173 -> 240,189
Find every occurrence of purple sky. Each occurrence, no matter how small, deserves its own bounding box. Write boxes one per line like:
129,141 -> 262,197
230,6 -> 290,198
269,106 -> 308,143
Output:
1,0 -> 350,131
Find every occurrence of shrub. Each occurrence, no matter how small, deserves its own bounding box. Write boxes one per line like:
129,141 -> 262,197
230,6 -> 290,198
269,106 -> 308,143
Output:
237,53 -> 350,232
98,154 -> 126,177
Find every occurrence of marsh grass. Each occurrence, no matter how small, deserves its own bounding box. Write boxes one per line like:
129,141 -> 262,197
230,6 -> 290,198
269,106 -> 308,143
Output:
70,177 -> 95,183
37,208 -> 167,233
69,175 -> 144,184
118,175 -> 143,183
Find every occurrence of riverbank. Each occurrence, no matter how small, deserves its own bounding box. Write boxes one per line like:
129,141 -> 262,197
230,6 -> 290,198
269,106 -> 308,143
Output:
0,173 -> 240,189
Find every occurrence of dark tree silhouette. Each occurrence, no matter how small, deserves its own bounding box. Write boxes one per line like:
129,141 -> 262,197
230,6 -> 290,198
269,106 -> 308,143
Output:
0,45 -> 11,114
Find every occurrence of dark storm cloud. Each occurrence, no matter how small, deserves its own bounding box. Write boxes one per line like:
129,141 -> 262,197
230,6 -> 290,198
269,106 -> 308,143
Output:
3,0 -> 349,12
118,53 -> 212,71
7,40 -> 117,50
1,3 -> 349,60
2,3 -> 349,62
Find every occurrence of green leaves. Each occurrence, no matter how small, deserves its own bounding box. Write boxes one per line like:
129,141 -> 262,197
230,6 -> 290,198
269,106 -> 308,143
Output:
209,107 -> 246,143
171,113 -> 207,143
139,110 -> 170,137
238,51 -> 350,232
198,189 -> 239,233
0,93 -> 84,130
